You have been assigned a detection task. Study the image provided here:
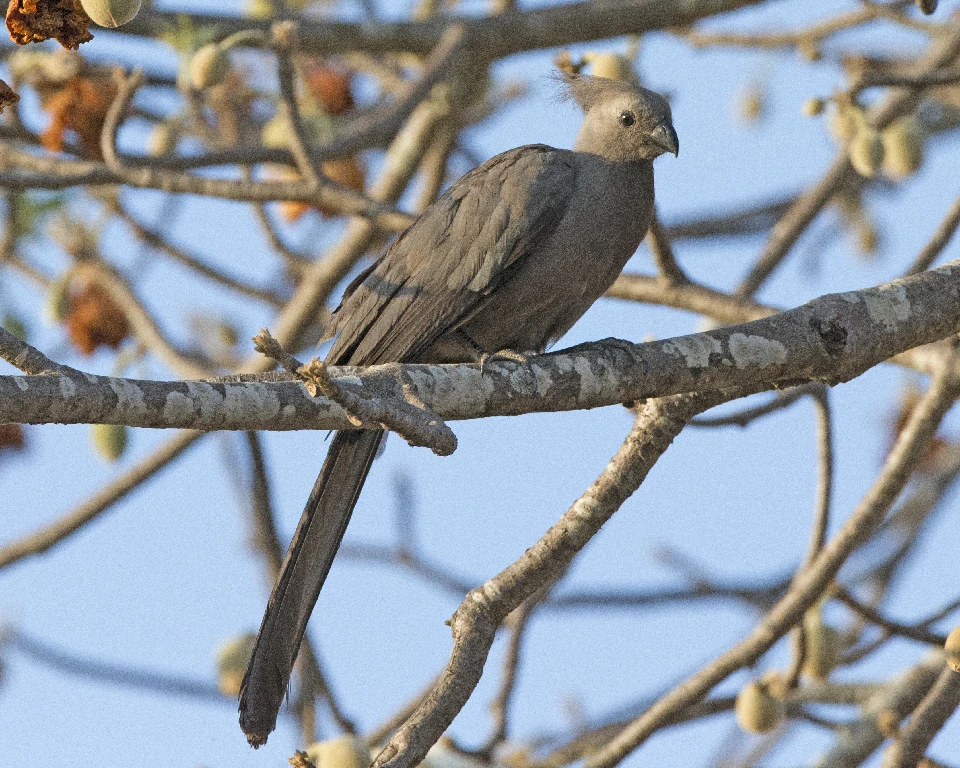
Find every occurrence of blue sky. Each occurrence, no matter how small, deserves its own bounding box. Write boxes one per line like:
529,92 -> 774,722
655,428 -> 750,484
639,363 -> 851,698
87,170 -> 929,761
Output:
2,1 -> 960,766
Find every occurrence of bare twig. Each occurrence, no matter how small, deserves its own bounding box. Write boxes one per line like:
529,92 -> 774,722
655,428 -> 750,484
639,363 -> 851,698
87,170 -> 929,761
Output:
585,354 -> 960,768
906,193 -> 960,276
0,431 -> 203,570
883,667 -> 960,768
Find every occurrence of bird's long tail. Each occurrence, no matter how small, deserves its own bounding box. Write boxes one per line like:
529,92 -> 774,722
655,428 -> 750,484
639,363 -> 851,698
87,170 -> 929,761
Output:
239,428 -> 383,745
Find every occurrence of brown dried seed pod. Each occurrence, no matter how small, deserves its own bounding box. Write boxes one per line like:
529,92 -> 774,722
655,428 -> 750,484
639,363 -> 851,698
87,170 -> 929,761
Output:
881,115 -> 924,179
849,128 -> 884,177
735,679 -> 784,734
916,0 -> 937,14
945,626 -> 960,672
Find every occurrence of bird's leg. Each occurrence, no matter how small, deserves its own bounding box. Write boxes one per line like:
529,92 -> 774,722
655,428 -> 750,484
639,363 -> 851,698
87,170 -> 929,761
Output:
455,329 -> 532,375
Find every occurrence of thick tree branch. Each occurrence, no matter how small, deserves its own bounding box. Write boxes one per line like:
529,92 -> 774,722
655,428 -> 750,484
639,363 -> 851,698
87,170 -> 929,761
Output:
2,259 -> 959,430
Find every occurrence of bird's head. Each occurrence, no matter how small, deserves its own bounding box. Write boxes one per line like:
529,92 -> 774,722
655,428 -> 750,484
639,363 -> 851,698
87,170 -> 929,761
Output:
561,72 -> 678,162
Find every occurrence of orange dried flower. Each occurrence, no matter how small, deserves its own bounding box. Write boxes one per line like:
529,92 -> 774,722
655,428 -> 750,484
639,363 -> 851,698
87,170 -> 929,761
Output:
0,423 -> 25,452
0,78 -> 19,112
271,156 -> 366,222
40,75 -> 117,157
317,155 -> 366,216
6,0 -> 92,49
303,61 -> 354,116
64,282 -> 129,355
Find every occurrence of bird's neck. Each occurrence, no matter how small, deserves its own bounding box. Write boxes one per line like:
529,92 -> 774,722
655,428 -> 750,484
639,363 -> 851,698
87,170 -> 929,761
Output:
572,135 -> 651,166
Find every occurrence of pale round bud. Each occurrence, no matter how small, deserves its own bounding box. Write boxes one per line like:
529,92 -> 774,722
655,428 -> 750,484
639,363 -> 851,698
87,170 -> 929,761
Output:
189,44 -> 231,90
944,626 -> 960,672
803,98 -> 825,117
583,52 -> 635,83
147,124 -> 177,157
91,423 -> 128,463
260,114 -> 290,149
881,115 -> 924,179
828,102 -> 865,145
802,611 -> 842,681
735,679 -> 784,734
80,0 -> 142,27
306,736 -> 368,768
216,634 -> 257,697
849,128 -> 884,177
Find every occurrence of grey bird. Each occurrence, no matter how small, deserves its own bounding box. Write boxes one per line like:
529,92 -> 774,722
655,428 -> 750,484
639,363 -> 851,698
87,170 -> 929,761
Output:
239,72 -> 678,745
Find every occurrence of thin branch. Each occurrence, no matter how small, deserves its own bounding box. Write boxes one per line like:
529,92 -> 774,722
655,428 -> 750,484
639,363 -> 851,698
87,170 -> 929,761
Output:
0,431 -> 203,570
833,585 -> 948,646
107,196 -> 287,306
906,193 -> 960,276
5,257 -> 960,431
369,389 -> 730,768
7,630 -> 228,701
585,354 -> 960,768
883,667 -> 960,768
646,210 -> 688,285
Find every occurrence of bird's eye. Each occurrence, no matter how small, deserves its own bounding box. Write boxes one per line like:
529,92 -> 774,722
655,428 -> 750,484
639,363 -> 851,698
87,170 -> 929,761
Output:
619,111 -> 636,127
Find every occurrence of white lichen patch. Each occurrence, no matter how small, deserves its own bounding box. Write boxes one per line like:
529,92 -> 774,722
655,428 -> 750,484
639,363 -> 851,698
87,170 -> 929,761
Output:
864,285 -> 911,330
839,292 -> 862,304
282,404 -> 297,420
661,335 -> 722,369
222,383 -> 281,424
58,375 -> 77,397
728,333 -> 788,369
532,364 -> 556,395
163,391 -> 196,424
184,381 -> 225,421
108,377 -> 147,420
14,376 -> 28,391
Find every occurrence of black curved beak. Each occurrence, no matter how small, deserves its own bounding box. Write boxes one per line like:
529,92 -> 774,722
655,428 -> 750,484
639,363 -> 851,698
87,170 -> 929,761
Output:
650,121 -> 679,157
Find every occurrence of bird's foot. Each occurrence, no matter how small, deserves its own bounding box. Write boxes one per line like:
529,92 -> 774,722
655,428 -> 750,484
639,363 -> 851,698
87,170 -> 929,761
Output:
478,347 -> 530,375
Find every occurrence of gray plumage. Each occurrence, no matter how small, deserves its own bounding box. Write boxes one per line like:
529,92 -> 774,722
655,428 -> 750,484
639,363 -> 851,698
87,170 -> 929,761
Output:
239,73 -> 678,745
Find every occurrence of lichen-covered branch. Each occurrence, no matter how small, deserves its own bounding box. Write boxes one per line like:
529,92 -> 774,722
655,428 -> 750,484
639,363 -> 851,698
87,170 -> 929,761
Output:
2,258 -> 959,431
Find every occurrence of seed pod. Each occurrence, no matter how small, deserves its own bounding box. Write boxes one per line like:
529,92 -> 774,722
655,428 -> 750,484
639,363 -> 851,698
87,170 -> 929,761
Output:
147,123 -> 178,157
190,44 -> 231,90
916,0 -> 937,14
803,610 -> 842,681
91,423 -> 128,463
260,114 -> 290,149
849,128 -> 884,177
828,102 -> 865,145
583,52 -> 636,83
881,115 -> 924,179
735,679 -> 784,734
307,736 -> 368,768
80,0 -> 142,27
216,634 -> 257,697
945,626 -> 960,672
803,98 -> 825,117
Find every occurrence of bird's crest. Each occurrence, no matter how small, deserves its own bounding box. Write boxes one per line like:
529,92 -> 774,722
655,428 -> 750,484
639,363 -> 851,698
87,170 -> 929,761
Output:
552,71 -> 638,111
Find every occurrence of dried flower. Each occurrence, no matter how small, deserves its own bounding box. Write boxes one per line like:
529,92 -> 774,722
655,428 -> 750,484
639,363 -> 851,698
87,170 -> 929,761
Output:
6,0 -> 93,49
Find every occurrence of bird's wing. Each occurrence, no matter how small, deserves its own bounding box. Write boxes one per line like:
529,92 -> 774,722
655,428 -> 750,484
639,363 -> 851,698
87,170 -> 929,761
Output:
326,144 -> 577,365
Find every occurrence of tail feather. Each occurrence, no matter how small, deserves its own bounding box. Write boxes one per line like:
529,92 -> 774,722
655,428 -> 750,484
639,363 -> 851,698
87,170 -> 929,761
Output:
239,429 -> 383,745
